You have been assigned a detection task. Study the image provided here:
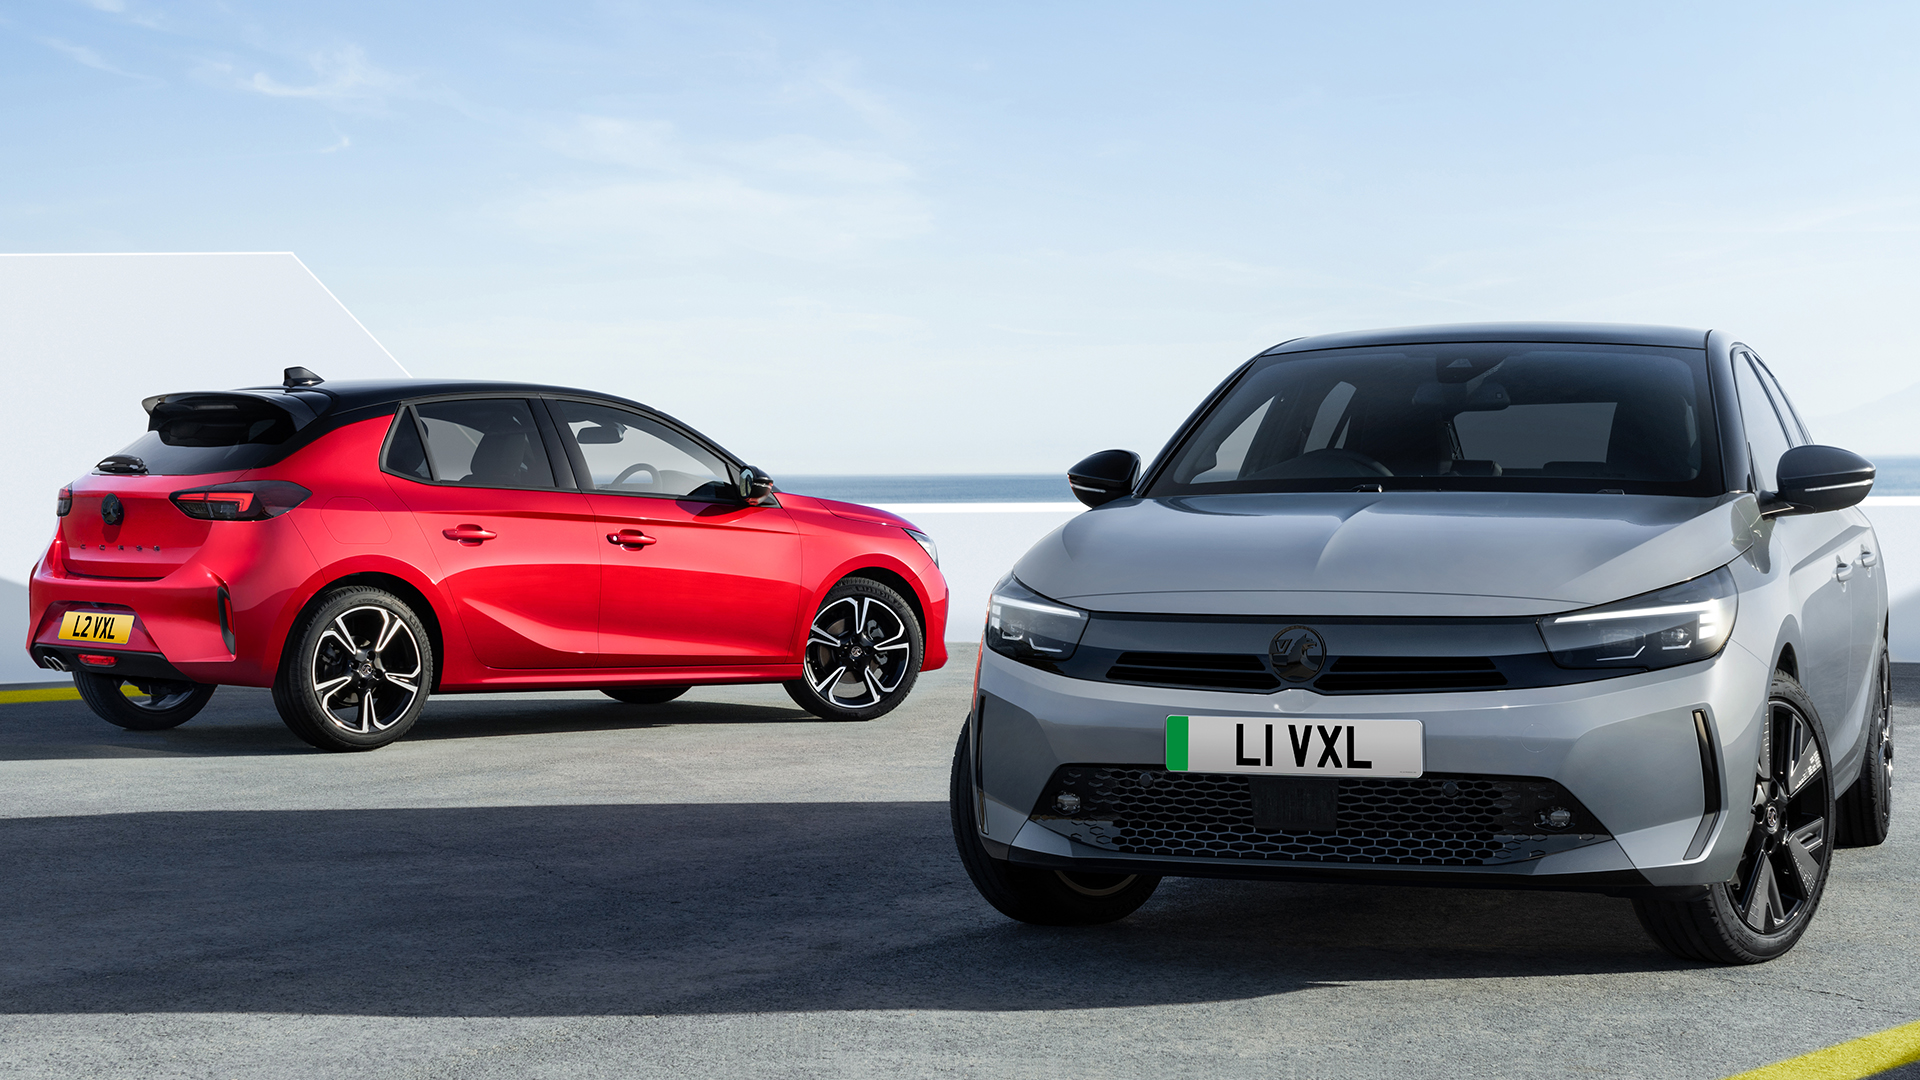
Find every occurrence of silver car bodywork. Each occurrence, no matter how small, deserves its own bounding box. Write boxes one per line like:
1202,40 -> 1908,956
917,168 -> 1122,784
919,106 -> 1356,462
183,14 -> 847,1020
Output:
969,324 -> 1887,893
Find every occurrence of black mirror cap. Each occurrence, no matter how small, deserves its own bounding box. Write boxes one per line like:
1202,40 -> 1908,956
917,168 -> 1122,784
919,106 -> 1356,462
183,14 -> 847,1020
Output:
1068,449 -> 1141,508
1768,444 -> 1875,516
738,464 -> 776,505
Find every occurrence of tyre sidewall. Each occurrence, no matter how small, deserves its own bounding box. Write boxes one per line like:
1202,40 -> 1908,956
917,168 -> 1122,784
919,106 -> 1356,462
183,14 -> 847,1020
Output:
789,577 -> 923,721
276,587 -> 434,751
74,671 -> 214,730
1704,673 -> 1837,962
947,721 -> 1161,926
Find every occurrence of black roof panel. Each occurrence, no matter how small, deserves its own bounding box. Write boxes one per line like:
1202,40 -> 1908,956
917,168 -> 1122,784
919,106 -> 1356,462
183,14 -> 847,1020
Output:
230,378 -> 650,413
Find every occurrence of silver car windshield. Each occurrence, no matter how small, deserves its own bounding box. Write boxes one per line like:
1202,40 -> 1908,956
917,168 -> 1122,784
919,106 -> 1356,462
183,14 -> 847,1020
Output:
1147,343 -> 1721,497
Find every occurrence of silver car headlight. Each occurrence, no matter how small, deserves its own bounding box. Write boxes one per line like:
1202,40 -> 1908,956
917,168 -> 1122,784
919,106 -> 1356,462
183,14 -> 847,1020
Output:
987,575 -> 1088,662
1538,566 -> 1738,670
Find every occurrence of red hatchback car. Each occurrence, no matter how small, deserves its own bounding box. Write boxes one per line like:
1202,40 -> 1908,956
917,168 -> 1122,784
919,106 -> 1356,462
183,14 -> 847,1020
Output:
28,369 -> 949,750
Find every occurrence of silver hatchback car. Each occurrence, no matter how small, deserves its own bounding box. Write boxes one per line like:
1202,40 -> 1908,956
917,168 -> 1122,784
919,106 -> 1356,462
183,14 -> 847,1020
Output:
951,323 -> 1892,964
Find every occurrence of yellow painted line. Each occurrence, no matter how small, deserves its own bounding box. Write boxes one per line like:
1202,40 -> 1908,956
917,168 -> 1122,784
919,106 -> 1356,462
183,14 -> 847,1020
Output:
0,684 -> 146,704
1726,1017 -> 1920,1079
0,686 -> 81,704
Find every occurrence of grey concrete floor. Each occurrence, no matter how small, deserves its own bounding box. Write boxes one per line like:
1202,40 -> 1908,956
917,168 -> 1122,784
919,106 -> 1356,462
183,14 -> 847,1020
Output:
1,648 -> 1915,1080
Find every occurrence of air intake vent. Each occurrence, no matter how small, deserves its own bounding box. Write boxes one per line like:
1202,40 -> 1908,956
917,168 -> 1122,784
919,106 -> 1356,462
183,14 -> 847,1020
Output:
1312,655 -> 1505,693
1032,767 -> 1611,867
1106,652 -> 1279,691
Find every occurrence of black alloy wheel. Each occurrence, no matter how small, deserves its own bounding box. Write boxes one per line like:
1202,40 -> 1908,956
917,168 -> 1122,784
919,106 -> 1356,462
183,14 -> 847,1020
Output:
1836,638 -> 1894,847
784,577 -> 922,721
947,722 -> 1161,925
601,685 -> 690,705
273,587 -> 434,752
1635,672 -> 1835,963
73,671 -> 216,730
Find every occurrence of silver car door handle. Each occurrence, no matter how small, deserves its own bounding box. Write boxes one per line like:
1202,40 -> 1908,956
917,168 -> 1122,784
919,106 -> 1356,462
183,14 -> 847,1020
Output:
1834,555 -> 1854,582
1859,544 -> 1877,567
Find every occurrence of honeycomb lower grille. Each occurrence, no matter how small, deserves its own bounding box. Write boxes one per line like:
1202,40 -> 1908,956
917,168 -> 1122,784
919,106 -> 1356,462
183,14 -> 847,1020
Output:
1032,766 -> 1611,867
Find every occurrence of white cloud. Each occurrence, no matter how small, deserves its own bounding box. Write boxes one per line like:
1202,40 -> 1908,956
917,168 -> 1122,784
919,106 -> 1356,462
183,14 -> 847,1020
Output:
234,45 -> 413,110
515,175 -> 929,260
40,37 -> 147,80
517,116 -> 930,259
783,55 -> 915,139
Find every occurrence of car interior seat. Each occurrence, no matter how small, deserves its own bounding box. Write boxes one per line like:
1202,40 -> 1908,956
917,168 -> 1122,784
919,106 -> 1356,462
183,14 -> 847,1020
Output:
463,431 -> 532,485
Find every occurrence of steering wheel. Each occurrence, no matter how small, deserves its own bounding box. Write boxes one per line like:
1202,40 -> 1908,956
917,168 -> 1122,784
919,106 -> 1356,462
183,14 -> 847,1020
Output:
1249,448 -> 1393,480
611,462 -> 659,489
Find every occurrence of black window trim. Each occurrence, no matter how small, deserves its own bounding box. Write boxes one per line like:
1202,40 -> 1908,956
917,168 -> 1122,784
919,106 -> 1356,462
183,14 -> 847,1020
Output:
376,392 -> 573,494
1745,350 -> 1811,445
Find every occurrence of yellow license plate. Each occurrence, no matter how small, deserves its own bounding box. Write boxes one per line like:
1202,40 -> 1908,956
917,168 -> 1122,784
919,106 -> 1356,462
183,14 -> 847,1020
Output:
58,610 -> 134,645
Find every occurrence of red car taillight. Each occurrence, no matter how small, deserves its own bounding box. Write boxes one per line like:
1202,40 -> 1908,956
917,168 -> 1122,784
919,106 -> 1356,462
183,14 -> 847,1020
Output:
57,487 -> 72,517
171,481 -> 312,521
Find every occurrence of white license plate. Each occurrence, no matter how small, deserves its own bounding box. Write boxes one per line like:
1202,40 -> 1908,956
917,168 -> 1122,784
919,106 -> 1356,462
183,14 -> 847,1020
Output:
1166,715 -> 1424,777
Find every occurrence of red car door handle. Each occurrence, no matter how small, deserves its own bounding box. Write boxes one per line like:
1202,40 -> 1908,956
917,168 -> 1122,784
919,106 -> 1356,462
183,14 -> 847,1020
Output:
607,529 -> 658,549
443,525 -> 498,544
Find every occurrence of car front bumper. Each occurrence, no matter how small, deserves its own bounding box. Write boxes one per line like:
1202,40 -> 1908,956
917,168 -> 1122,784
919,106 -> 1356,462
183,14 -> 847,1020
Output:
970,640 -> 1773,890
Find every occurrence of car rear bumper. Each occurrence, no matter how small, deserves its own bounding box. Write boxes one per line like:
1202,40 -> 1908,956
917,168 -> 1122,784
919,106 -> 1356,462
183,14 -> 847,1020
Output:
25,527 -> 314,687
970,641 -> 1771,888
31,644 -> 195,683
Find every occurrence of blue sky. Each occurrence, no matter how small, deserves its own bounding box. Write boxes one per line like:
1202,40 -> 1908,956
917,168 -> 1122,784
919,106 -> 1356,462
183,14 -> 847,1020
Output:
6,2 -> 1920,472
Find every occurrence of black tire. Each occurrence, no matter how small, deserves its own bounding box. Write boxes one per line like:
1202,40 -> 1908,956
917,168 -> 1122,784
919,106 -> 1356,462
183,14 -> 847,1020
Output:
273,587 -> 434,752
74,671 -> 215,731
948,721 -> 1160,926
783,577 -> 923,721
1634,672 -> 1836,964
1835,636 -> 1894,848
601,685 -> 690,705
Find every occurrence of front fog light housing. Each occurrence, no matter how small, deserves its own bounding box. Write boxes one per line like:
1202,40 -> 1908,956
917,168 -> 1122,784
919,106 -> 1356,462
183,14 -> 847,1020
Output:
1538,566 -> 1738,671
986,575 -> 1088,664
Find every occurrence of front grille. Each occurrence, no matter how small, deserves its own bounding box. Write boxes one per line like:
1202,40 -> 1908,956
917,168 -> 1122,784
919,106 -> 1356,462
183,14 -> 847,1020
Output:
1033,766 -> 1610,867
1106,652 -> 1278,691
1312,655 -> 1506,692
1100,650 -> 1508,694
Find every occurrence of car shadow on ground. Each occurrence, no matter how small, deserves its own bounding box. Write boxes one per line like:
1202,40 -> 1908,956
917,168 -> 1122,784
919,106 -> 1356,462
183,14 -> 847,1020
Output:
0,800 -> 1688,1020
0,689 -> 820,761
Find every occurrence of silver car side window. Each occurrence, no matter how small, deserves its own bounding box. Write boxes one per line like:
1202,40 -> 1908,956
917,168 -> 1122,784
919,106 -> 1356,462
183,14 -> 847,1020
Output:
1733,353 -> 1793,492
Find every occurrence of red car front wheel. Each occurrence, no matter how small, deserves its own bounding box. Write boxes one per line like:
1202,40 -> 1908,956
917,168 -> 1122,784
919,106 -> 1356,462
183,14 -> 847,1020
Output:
785,577 -> 922,722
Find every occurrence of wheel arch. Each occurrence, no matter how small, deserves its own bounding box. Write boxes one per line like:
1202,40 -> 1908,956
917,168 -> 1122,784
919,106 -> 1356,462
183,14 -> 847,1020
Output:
836,565 -> 927,633
282,570 -> 449,692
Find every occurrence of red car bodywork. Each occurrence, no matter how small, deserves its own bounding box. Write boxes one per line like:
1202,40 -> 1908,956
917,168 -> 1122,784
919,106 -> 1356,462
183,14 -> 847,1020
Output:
29,384 -> 948,693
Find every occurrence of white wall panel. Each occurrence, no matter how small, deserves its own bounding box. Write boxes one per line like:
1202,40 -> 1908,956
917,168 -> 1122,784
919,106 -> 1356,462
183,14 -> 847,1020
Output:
0,253 -> 407,684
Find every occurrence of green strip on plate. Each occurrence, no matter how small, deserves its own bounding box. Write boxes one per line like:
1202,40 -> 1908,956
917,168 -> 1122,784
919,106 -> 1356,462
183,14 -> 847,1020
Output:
1165,715 -> 1189,771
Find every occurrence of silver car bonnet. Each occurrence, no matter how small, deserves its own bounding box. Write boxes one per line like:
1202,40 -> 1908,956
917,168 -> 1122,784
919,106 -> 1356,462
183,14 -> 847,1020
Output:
1011,491 -> 1761,617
